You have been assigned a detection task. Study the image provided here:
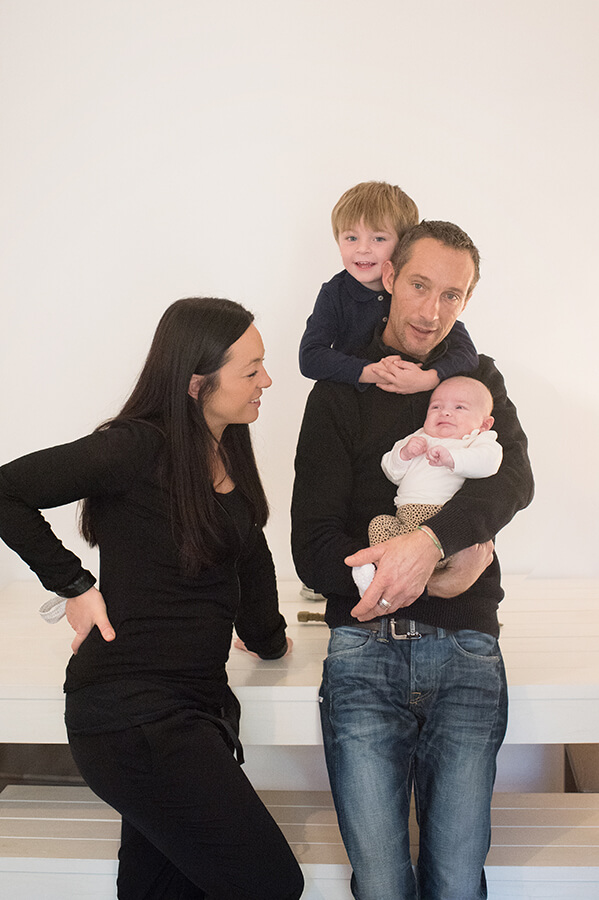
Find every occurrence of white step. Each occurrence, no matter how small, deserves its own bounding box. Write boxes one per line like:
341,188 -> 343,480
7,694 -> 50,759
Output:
1,786 -> 598,899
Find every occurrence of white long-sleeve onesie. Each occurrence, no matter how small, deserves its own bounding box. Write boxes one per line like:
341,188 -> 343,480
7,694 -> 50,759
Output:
381,427 -> 503,509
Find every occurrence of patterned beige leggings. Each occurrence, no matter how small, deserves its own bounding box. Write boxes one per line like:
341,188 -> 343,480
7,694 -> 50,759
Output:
368,503 -> 443,545
368,503 -> 449,569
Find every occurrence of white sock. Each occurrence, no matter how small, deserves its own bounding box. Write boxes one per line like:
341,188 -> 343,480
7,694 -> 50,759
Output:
352,563 -> 376,597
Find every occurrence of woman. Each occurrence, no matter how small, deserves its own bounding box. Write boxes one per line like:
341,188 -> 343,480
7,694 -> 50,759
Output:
0,297 -> 304,899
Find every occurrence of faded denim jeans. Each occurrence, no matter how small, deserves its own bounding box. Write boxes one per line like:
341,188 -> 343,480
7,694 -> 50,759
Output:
319,623 -> 508,900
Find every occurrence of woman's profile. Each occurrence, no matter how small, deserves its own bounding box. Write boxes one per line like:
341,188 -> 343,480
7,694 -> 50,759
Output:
0,297 -> 304,899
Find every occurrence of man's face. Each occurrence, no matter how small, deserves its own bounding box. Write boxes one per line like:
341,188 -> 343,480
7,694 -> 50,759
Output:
381,238 -> 475,361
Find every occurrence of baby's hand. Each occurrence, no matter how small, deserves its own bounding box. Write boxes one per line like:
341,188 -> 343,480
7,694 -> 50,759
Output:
427,446 -> 455,469
401,436 -> 428,460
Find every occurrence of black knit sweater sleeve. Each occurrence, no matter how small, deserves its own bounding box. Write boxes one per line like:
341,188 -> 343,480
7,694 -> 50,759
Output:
0,422 -> 162,594
291,381 -> 364,599
234,526 -> 288,659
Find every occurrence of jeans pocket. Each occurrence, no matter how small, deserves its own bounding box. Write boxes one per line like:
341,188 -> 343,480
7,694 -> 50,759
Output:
450,629 -> 500,661
327,626 -> 372,657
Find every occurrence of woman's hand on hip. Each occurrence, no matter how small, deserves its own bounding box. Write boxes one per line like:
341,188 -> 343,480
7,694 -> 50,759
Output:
65,587 -> 116,654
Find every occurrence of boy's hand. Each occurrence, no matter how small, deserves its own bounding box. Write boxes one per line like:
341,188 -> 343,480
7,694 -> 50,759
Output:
372,358 -> 440,394
401,436 -> 428,460
359,362 -> 390,384
427,445 -> 455,469
359,357 -> 412,386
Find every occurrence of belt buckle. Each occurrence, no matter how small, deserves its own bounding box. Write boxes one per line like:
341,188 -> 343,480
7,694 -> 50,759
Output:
390,618 -> 422,640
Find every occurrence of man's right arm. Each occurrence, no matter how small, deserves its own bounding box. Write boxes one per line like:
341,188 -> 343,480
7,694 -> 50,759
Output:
291,381 -> 363,598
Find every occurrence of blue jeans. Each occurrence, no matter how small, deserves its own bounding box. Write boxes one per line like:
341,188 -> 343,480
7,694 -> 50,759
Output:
319,623 -> 508,900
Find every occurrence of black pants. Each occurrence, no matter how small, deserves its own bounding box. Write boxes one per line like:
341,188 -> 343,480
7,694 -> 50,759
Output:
69,709 -> 304,899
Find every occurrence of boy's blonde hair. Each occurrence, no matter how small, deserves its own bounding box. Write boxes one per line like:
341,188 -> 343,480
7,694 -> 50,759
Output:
331,181 -> 419,241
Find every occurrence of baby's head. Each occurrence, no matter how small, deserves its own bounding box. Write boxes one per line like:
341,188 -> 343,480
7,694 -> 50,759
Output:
331,181 -> 419,291
423,376 -> 494,440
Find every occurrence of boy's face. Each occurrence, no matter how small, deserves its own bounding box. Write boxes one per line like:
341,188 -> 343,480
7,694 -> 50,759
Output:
423,378 -> 494,440
337,218 -> 398,291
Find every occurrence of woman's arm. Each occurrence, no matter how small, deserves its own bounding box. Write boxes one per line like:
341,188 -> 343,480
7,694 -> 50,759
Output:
234,527 -> 289,659
0,423 -> 161,642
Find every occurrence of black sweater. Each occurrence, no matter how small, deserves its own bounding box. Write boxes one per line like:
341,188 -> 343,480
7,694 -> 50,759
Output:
0,421 -> 287,732
291,342 -> 534,637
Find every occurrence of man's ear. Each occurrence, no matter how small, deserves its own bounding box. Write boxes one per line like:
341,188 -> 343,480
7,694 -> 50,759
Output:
381,259 -> 395,293
461,277 -> 478,312
188,374 -> 203,399
479,415 -> 494,433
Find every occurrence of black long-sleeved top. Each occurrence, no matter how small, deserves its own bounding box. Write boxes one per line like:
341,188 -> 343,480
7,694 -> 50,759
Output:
0,421 -> 288,732
292,333 -> 534,637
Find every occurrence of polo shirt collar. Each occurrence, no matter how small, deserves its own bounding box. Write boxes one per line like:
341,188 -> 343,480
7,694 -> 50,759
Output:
342,270 -> 390,304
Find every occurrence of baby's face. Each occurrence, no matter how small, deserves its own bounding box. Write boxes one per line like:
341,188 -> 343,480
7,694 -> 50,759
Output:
423,379 -> 493,439
337,218 -> 398,291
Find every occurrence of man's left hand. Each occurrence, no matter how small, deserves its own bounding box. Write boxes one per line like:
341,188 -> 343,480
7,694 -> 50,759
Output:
345,530 -> 442,620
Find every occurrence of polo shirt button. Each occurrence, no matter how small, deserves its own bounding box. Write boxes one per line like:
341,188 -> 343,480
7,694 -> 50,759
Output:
383,316 -> 388,322
378,295 -> 384,301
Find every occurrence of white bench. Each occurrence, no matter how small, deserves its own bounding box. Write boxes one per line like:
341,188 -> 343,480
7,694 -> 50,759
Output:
1,785 -> 598,899
1,577 -> 598,748
1,577 -> 599,897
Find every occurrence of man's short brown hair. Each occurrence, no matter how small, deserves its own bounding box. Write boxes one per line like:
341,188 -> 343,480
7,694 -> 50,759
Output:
389,221 -> 481,296
331,181 -> 419,241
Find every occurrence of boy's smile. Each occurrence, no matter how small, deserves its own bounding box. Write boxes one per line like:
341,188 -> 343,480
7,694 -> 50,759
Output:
337,218 -> 398,291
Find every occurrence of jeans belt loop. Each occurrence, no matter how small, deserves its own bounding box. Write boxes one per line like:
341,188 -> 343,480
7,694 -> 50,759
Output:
376,616 -> 389,643
391,618 -> 422,640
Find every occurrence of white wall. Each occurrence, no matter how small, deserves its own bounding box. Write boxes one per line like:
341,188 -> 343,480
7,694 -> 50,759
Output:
1,0 -> 598,588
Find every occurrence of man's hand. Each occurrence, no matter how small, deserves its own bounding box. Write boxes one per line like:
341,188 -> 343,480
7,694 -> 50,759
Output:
65,587 -> 116,654
345,529 -> 442,621
428,542 -> 494,598
426,445 -> 455,469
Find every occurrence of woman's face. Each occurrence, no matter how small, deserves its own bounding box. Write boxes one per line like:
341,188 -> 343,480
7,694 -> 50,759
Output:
197,324 -> 272,439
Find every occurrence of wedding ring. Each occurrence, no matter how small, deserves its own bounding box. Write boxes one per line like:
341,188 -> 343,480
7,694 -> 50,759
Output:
378,598 -> 391,610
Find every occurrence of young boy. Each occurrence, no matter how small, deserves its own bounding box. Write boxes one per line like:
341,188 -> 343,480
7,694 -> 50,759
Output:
299,181 -> 478,391
353,376 -> 503,594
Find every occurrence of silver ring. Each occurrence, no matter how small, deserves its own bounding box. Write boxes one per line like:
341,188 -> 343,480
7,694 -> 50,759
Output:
378,598 -> 391,610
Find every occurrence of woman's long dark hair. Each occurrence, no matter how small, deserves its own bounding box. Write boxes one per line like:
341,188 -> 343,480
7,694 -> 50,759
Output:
80,297 -> 269,571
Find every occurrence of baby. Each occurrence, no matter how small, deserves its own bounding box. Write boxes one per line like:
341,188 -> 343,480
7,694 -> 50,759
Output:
353,376 -> 503,595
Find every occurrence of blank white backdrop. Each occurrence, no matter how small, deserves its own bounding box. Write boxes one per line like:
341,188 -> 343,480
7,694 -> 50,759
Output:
1,0 -> 598,588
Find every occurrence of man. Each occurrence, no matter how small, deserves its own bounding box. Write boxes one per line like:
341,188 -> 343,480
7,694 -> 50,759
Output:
291,221 -> 534,900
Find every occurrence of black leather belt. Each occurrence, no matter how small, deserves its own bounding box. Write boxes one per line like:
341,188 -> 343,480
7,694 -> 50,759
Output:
351,617 -> 440,640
